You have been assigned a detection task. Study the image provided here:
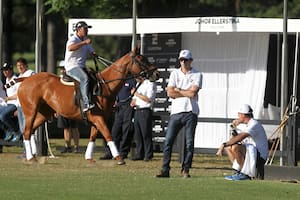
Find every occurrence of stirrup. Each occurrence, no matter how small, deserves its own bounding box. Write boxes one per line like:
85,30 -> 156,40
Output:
83,103 -> 95,112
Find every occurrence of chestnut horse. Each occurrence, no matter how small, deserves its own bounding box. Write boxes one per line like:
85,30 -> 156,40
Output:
17,47 -> 159,164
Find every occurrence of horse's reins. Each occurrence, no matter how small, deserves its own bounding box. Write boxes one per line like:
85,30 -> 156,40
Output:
91,53 -> 150,101
93,55 -> 130,80
93,54 -> 154,84
94,55 -> 113,68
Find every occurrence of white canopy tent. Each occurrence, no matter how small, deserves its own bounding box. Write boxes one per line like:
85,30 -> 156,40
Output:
68,17 -> 300,36
68,17 -> 300,148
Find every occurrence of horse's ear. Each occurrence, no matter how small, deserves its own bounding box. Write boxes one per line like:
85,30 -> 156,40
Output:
133,45 -> 141,55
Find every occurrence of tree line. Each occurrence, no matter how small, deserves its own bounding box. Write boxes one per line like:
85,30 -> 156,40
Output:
2,0 -> 300,73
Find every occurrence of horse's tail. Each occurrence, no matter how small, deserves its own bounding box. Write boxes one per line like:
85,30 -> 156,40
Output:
4,77 -> 27,89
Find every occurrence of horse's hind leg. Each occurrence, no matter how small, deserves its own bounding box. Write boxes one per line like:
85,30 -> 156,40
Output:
21,106 -> 50,161
30,113 -> 50,157
19,106 -> 38,161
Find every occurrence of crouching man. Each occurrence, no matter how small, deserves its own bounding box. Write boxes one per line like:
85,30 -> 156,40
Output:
216,104 -> 268,180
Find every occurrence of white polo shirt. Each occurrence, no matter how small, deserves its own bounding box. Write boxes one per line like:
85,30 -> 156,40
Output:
168,67 -> 202,115
64,35 -> 94,71
133,79 -> 156,109
243,118 -> 269,160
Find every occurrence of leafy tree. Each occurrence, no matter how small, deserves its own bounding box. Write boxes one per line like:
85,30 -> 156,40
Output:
4,0 -> 300,72
45,0 -> 300,19
45,0 -> 133,19
7,1 -> 36,55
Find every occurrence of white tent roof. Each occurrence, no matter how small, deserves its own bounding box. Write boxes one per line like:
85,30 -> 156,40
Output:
68,16 -> 300,36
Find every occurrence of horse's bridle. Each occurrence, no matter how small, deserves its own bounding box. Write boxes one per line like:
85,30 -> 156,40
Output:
130,54 -> 157,80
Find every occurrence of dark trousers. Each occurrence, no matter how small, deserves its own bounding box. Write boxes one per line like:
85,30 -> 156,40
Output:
256,151 -> 266,180
162,112 -> 197,172
0,104 -> 19,133
111,104 -> 134,158
134,108 -> 153,159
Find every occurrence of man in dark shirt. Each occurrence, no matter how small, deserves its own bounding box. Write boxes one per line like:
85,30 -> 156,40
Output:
100,78 -> 136,159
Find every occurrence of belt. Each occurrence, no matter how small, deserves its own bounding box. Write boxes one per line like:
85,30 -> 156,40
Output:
136,107 -> 151,111
118,103 -> 130,107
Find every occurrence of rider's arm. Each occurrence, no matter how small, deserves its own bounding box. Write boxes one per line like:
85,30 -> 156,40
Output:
68,38 -> 91,51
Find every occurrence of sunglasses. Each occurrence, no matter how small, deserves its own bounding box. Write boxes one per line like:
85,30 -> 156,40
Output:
179,58 -> 189,62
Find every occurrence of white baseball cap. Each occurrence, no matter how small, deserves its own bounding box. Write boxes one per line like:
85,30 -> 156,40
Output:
178,50 -> 193,60
238,104 -> 253,114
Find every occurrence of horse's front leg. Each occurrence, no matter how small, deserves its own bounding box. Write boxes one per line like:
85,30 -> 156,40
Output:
84,126 -> 98,163
85,118 -> 125,165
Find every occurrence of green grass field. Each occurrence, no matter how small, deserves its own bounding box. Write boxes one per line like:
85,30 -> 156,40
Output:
0,139 -> 299,200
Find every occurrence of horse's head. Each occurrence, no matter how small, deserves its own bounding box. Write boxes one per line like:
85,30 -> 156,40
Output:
129,46 -> 159,82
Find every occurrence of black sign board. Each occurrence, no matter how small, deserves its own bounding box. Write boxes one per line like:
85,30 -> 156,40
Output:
142,33 -> 181,151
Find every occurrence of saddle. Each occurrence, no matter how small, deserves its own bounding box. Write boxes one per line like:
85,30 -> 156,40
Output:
60,70 -> 102,108
60,74 -> 74,85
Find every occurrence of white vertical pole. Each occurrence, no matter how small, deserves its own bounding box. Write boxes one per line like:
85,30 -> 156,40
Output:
35,0 -> 42,72
140,33 -> 144,55
35,0 -> 47,156
280,0 -> 288,166
131,0 -> 137,50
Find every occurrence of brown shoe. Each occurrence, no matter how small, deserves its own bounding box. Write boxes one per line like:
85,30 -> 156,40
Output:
182,170 -> 191,178
156,170 -> 170,178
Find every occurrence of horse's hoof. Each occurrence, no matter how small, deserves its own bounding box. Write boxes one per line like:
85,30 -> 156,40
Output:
115,155 -> 126,165
23,157 -> 38,165
117,159 -> 126,165
29,157 -> 38,162
87,159 -> 96,164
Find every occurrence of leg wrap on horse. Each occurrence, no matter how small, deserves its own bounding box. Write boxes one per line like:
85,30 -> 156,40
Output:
24,140 -> 33,160
30,135 -> 37,156
107,141 -> 119,158
85,141 -> 95,160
